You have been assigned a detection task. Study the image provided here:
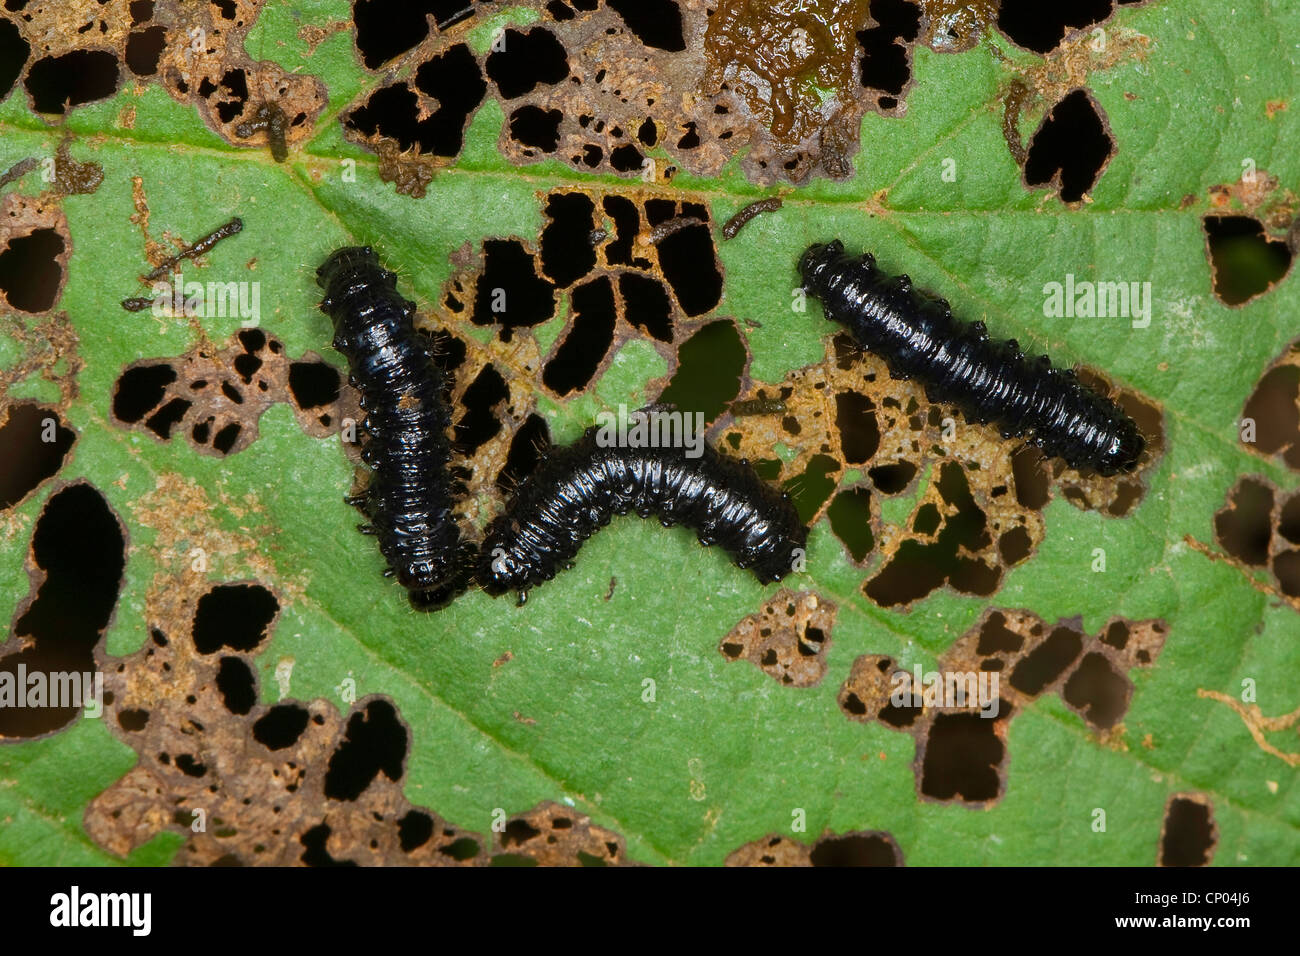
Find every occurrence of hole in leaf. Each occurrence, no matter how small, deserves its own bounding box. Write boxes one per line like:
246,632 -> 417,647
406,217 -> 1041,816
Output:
1203,215 -> 1292,306
0,227 -> 65,313
352,0 -> 476,69
287,361 -> 341,409
1160,796 -> 1216,867
997,0 -> 1118,54
509,104 -> 563,152
606,0 -> 686,52
783,453 -> 840,524
654,223 -> 722,317
323,700 -> 407,801
920,706 -> 1009,803
471,239 -> 556,338
453,363 -> 508,454
857,0 -> 921,99
1024,88 -> 1113,203
0,17 -> 30,100
25,50 -> 121,114
497,414 -> 551,493
0,404 -> 75,509
835,391 -> 879,464
809,832 -> 901,867
253,703 -> 312,751
1008,626 -> 1083,695
215,656 -> 257,715
484,28 -> 569,99
1061,651 -> 1128,729
300,823 -> 356,866
543,276 -> 617,396
398,810 -> 434,852
540,192 -> 597,287
826,487 -> 875,562
125,25 -> 167,76
1241,363 -> 1300,469
619,272 -> 674,342
867,460 -> 916,495
1213,477 -> 1274,566
0,483 -> 125,738
191,583 -> 279,655
656,318 -> 745,423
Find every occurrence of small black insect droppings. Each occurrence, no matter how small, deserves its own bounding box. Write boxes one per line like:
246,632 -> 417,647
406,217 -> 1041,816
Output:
317,246 -> 472,609
478,414 -> 808,604
721,197 -> 783,240
143,217 -> 243,282
800,241 -> 1144,476
0,156 -> 39,189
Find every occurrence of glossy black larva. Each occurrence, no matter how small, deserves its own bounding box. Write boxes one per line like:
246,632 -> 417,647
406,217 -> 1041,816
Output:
477,423 -> 809,604
317,246 -> 471,609
800,241 -> 1145,476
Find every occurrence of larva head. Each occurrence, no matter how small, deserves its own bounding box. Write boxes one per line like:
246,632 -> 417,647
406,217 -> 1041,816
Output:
1096,419 -> 1145,476
407,542 -> 476,611
317,245 -> 379,291
476,528 -> 528,597
398,556 -> 450,592
799,240 -> 877,315
798,241 -> 845,296
317,246 -> 397,322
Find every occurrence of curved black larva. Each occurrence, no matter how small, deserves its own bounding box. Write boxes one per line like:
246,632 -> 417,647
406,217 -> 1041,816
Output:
478,426 -> 809,604
317,246 -> 470,610
800,241 -> 1145,476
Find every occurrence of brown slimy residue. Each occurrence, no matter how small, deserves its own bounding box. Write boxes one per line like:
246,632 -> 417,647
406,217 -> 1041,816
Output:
1001,79 -> 1031,165
52,138 -> 104,195
703,0 -> 869,141
235,101 -> 289,163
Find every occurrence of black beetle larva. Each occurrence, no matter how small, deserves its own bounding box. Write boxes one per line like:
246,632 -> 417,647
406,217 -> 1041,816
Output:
317,246 -> 471,609
800,240 -> 1145,476
478,417 -> 808,604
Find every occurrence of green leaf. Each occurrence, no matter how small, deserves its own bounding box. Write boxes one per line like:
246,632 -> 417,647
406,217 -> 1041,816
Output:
1,0 -> 1298,866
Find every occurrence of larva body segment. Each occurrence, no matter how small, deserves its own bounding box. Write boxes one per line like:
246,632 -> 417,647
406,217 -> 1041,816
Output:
317,246 -> 469,609
799,240 -> 1144,476
478,428 -> 808,603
